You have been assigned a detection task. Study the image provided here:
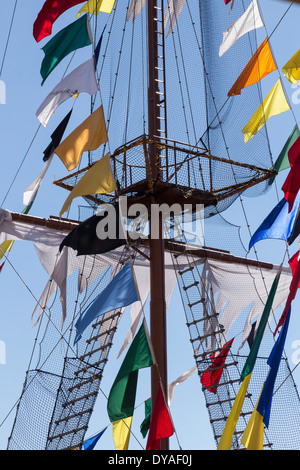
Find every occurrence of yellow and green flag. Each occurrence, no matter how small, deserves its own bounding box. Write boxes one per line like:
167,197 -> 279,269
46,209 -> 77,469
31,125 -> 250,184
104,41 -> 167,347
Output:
217,372 -> 252,450
217,268 -> 281,450
107,321 -> 153,450
241,401 -> 264,450
241,308 -> 291,450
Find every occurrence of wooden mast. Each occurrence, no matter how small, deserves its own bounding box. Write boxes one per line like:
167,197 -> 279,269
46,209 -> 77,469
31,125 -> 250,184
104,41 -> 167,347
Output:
148,0 -> 169,450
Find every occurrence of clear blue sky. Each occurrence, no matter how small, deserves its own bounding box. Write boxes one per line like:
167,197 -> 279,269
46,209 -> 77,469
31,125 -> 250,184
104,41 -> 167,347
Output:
0,0 -> 299,451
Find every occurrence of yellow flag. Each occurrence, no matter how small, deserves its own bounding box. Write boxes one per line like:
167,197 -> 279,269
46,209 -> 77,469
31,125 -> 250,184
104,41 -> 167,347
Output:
242,79 -> 290,143
217,373 -> 252,450
241,409 -> 264,450
59,153 -> 116,217
112,417 -> 133,450
241,381 -> 265,450
77,0 -> 116,17
55,106 -> 108,171
0,240 -> 14,262
282,49 -> 300,85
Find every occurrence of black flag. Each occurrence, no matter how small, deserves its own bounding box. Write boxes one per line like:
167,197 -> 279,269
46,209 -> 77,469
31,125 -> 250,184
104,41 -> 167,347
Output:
59,202 -> 127,255
43,110 -> 72,161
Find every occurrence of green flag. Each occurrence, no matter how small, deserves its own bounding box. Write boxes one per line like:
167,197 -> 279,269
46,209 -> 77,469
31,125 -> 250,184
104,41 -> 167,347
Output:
240,268 -> 281,382
268,125 -> 300,185
107,321 -> 153,423
140,398 -> 151,438
40,14 -> 92,85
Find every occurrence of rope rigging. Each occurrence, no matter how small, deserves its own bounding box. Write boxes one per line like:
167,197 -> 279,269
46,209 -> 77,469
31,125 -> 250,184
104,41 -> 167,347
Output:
0,0 -> 300,451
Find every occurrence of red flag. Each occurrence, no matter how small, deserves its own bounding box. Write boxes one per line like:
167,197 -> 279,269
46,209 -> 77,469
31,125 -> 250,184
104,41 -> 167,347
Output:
281,153 -> 300,212
0,263 -> 4,274
146,385 -> 174,450
274,251 -> 300,335
33,0 -> 86,42
288,251 -> 300,281
288,135 -> 300,167
200,338 -> 234,393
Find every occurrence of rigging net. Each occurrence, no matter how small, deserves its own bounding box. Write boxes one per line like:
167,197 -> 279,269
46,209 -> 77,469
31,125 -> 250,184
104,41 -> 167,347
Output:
4,0 -> 300,451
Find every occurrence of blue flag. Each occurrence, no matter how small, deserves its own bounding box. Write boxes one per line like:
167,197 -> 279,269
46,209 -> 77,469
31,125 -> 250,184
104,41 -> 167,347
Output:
256,308 -> 291,427
249,191 -> 300,250
83,427 -> 107,450
74,262 -> 139,343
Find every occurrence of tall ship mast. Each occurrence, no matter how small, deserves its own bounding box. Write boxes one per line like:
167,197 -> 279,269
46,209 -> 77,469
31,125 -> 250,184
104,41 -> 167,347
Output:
0,0 -> 300,451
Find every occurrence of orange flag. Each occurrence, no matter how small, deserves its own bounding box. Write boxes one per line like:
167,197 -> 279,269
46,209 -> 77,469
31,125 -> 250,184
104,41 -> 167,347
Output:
228,38 -> 276,97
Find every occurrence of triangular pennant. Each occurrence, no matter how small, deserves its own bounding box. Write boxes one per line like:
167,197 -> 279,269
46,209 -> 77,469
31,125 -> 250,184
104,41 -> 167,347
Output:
242,309 -> 291,450
23,156 -> 54,207
217,373 -> 252,450
242,79 -> 290,143
112,417 -> 132,450
43,111 -> 73,160
83,427 -> 107,450
228,38 -> 276,97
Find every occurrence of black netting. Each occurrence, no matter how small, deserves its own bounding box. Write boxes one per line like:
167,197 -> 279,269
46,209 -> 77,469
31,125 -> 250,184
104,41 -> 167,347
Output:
7,1 -> 299,451
198,0 -> 274,216
7,244 -> 129,449
202,355 -> 300,450
173,250 -> 300,451
53,0 -> 275,220
7,370 -> 61,450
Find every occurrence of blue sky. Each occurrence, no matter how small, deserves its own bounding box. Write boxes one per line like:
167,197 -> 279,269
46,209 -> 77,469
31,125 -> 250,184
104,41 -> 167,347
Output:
0,0 -> 299,451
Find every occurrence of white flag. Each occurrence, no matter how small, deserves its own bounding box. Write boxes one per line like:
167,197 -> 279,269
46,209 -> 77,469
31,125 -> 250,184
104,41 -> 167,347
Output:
23,155 -> 53,207
163,0 -> 187,37
32,247 -> 68,329
219,0 -> 264,57
168,366 -> 197,405
36,58 -> 98,127
126,0 -> 146,22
